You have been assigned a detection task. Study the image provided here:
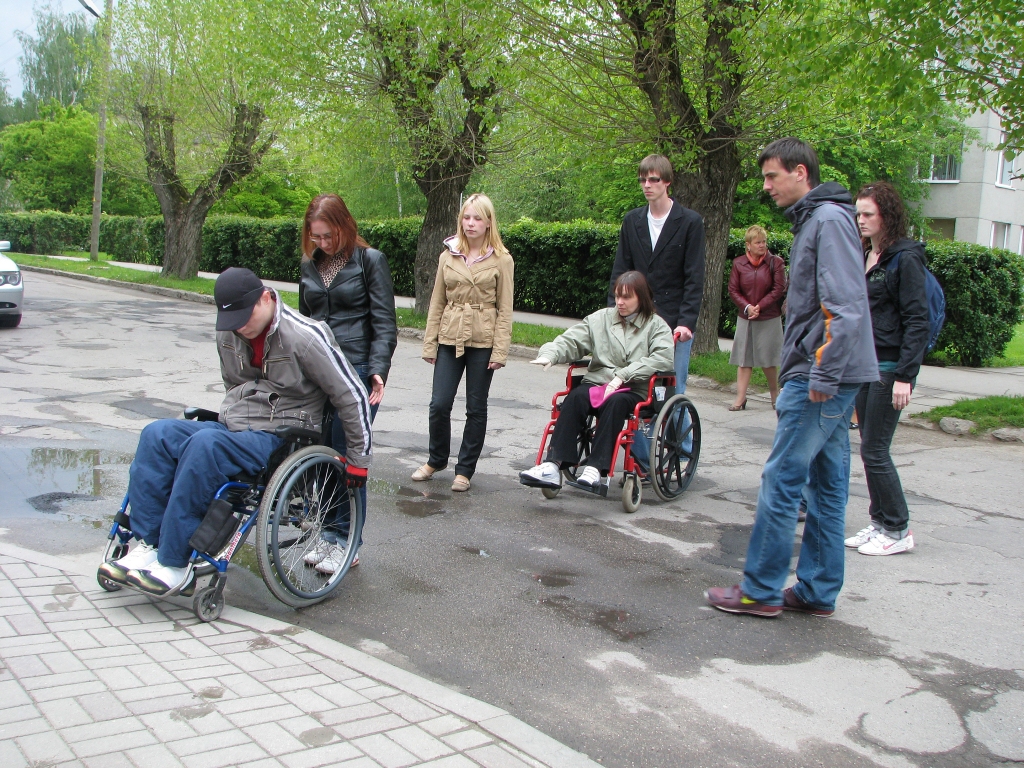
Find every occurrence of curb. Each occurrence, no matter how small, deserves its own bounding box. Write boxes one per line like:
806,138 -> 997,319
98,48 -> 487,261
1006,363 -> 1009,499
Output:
397,326 -> 541,361
0,540 -> 601,768
19,264 -> 217,306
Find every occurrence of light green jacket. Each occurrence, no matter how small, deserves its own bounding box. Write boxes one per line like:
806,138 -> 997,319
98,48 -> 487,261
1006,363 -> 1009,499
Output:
538,308 -> 675,393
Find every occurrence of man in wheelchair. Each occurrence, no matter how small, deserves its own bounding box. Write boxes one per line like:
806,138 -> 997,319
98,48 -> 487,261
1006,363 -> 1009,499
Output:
520,271 -> 674,491
99,267 -> 373,596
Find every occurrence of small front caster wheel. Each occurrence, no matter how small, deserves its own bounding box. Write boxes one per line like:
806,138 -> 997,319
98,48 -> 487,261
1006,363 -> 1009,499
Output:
621,475 -> 642,513
541,486 -> 561,499
97,573 -> 122,592
193,586 -> 224,622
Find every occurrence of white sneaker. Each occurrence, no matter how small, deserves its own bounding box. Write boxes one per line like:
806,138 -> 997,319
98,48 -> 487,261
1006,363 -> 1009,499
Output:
519,462 -> 562,489
303,538 -> 333,566
845,525 -> 879,549
99,541 -> 158,584
314,544 -> 359,574
858,531 -> 915,556
577,466 -> 602,488
127,563 -> 192,595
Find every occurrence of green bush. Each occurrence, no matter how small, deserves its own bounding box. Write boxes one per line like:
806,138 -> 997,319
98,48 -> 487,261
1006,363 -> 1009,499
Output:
0,210 -> 90,254
926,242 -> 1024,366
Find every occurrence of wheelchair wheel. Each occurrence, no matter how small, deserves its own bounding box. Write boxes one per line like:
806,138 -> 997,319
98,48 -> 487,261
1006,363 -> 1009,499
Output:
193,585 -> 224,622
255,446 -> 363,609
621,474 -> 642,513
541,486 -> 560,500
650,395 -> 701,501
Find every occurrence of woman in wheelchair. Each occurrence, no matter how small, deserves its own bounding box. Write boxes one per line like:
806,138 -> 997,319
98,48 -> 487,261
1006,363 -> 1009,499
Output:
520,271 -> 673,491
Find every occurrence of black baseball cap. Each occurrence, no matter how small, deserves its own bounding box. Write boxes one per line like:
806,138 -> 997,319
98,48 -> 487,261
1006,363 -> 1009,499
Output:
215,268 -> 265,331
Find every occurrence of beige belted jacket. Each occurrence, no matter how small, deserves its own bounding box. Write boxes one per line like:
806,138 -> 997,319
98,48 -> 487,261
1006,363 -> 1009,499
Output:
422,247 -> 515,365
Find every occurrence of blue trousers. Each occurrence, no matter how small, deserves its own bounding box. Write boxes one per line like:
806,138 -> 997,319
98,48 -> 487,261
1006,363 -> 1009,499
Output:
632,336 -> 692,469
128,420 -> 282,568
740,377 -> 860,610
326,362 -> 378,547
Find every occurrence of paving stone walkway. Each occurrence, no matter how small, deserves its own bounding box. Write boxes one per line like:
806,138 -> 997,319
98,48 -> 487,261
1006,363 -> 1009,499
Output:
0,545 -> 598,768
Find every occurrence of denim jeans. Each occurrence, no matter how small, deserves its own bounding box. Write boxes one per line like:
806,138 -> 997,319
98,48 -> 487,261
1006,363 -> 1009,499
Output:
631,336 -> 692,470
428,345 -> 495,478
128,419 -> 282,567
740,376 -> 860,610
855,372 -> 911,534
325,362 -> 378,547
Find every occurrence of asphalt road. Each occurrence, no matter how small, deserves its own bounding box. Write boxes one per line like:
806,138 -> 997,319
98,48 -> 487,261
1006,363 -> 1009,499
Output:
2,273 -> 1022,767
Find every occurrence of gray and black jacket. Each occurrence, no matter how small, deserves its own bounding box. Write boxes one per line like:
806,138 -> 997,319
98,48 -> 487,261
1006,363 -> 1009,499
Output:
780,183 -> 878,395
217,290 -> 373,468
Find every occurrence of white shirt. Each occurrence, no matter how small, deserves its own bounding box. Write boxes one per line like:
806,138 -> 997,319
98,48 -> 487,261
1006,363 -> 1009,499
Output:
647,208 -> 669,250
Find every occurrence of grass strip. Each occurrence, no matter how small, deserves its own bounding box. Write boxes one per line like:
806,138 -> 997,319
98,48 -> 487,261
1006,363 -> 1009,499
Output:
688,350 -> 768,389
915,395 -> 1024,432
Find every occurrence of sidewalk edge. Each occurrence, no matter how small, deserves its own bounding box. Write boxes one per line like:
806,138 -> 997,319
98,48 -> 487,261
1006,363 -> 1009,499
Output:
19,265 -> 216,306
0,542 -> 602,768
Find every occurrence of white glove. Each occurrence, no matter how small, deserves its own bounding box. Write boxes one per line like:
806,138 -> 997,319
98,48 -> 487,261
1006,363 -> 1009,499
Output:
530,358 -> 553,370
604,376 -> 623,399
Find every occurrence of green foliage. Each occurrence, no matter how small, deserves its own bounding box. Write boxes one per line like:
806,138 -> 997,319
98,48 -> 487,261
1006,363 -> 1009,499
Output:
689,351 -> 770,389
212,166 -> 321,219
0,104 -> 96,212
15,5 -> 97,113
0,210 -> 91,254
926,242 -> 1024,366
918,396 -> 1024,432
360,219 -> 422,296
987,323 -> 1024,367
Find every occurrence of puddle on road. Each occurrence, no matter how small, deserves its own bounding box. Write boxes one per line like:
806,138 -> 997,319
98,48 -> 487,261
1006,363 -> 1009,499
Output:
539,595 -> 652,642
370,478 -> 451,517
0,446 -> 132,516
531,571 -> 577,588
396,499 -> 447,517
462,547 -> 490,557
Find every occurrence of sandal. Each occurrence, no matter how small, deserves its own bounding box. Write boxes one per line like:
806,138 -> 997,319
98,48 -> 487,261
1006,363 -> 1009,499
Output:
452,475 -> 471,492
728,400 -> 747,411
411,464 -> 438,482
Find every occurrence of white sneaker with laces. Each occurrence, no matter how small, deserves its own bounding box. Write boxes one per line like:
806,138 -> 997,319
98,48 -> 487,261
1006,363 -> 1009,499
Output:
519,462 -> 562,489
314,544 -> 359,574
845,525 -> 878,549
858,531 -> 915,556
127,563 -> 191,595
99,541 -> 159,583
577,465 -> 602,488
303,538 -> 333,566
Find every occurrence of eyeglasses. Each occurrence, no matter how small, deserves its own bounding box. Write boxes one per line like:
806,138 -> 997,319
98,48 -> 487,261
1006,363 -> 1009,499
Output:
309,233 -> 334,243
639,176 -> 664,185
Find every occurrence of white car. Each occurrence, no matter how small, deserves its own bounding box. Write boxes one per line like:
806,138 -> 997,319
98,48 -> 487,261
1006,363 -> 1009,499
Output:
0,241 -> 23,328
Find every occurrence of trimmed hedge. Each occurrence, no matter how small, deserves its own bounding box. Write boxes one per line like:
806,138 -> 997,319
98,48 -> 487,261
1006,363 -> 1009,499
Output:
3,211 -> 1021,366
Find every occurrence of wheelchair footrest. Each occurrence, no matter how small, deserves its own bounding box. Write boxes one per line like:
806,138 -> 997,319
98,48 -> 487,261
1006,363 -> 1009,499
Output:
566,479 -> 609,497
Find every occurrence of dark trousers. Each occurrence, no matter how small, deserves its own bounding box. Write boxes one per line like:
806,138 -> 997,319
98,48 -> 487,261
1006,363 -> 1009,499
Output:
326,362 -> 378,546
428,345 -> 495,478
128,420 -> 282,568
547,384 -> 642,474
855,372 -> 911,533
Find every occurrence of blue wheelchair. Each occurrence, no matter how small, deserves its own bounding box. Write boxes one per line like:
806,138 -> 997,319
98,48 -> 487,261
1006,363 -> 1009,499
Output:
97,407 -> 363,622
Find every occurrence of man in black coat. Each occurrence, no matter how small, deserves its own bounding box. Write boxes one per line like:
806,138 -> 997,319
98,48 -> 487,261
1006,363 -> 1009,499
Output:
608,154 -> 706,463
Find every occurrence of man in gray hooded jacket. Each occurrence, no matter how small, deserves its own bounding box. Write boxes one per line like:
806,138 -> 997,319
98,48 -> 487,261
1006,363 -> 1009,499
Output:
706,138 -> 877,618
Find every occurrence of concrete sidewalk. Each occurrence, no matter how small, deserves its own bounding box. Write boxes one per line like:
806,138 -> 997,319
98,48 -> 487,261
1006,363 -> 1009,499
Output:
0,543 -> 598,768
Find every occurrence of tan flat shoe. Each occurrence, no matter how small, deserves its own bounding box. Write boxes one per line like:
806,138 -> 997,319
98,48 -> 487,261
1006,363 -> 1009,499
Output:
411,464 -> 438,482
452,475 -> 471,492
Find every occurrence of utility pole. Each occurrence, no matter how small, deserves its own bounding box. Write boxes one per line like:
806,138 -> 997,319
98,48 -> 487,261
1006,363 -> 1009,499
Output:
79,0 -> 112,262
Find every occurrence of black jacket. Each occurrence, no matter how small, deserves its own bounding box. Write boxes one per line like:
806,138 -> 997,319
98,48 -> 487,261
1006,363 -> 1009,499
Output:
299,247 -> 398,383
866,238 -> 930,382
608,201 -> 706,331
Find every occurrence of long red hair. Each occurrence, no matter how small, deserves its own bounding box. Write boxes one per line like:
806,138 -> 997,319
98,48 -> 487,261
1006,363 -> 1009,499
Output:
301,194 -> 369,260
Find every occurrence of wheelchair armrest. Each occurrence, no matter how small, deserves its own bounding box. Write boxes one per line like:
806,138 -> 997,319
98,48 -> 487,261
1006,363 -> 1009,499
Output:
571,359 -> 592,367
273,425 -> 322,445
184,407 -> 220,422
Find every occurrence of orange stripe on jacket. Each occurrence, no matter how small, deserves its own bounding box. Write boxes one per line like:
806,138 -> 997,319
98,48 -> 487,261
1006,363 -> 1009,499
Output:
815,304 -> 834,366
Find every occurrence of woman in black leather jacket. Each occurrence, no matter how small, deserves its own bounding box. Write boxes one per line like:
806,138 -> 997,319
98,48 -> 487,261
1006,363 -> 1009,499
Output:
298,193 -> 398,573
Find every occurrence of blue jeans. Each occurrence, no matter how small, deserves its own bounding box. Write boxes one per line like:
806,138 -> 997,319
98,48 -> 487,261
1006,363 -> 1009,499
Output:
632,336 -> 693,470
128,420 -> 282,568
740,377 -> 860,610
326,362 -> 379,547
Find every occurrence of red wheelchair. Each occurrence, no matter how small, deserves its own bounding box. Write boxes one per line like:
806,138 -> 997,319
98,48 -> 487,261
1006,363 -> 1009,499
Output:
531,360 -> 701,513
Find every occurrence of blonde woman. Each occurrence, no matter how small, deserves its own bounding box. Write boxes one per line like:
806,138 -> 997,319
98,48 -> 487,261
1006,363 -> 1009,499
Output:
413,194 -> 514,492
727,225 -> 787,409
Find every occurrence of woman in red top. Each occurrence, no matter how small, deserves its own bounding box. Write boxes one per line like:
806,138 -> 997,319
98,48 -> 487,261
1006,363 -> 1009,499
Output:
727,225 -> 787,410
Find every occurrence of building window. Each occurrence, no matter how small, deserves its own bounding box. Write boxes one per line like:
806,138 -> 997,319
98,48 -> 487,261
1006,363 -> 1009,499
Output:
930,154 -> 961,181
991,222 -> 1010,250
1018,227 -> 1024,256
997,135 -> 1016,187
927,219 -> 956,240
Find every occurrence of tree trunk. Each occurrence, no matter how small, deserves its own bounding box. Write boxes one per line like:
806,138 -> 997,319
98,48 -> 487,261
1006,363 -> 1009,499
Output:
162,200 -> 213,279
413,175 -> 466,314
674,142 -> 741,355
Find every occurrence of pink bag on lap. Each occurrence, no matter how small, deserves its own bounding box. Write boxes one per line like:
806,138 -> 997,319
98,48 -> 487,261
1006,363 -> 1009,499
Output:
590,385 -> 630,408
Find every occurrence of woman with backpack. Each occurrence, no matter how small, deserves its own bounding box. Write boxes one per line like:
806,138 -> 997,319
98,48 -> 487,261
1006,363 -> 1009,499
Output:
845,182 -> 931,556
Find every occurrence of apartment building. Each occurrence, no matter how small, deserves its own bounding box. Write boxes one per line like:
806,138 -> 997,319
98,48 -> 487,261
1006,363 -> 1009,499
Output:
919,110 -> 1023,254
